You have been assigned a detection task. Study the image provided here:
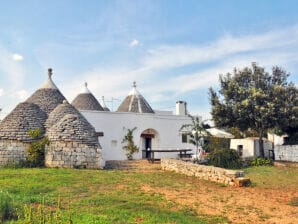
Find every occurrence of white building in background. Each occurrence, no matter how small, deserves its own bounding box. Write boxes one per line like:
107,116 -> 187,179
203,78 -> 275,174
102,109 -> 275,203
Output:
230,137 -> 273,158
72,82 -> 198,164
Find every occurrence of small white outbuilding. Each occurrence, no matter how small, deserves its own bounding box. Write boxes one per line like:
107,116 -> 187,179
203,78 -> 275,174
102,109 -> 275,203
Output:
230,137 -> 273,158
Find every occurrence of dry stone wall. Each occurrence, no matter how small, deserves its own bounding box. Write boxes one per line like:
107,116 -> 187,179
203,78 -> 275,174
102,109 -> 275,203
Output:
161,159 -> 247,186
45,141 -> 102,169
0,140 -> 27,166
275,145 -> 298,162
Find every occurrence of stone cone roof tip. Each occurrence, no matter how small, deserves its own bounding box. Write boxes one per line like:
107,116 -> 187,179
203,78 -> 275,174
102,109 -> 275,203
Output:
0,102 -> 47,142
72,82 -> 104,111
26,68 -> 66,114
40,68 -> 58,89
117,81 -> 154,113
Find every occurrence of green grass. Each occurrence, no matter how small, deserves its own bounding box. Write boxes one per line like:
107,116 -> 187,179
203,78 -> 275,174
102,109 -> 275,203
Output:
1,165 -> 296,223
0,168 -> 228,224
244,166 -> 298,189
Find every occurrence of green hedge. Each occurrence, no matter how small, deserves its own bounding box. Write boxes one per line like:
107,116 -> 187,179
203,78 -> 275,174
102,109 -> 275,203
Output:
207,149 -> 242,169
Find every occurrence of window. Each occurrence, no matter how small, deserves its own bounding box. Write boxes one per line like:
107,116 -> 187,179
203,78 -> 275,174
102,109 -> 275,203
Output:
111,140 -> 117,147
182,134 -> 188,143
237,145 -> 243,157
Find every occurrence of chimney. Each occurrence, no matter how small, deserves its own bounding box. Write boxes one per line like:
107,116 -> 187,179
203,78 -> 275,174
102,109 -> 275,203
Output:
176,101 -> 187,115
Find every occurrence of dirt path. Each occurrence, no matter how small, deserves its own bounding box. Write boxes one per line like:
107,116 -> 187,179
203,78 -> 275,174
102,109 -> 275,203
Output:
127,160 -> 298,224
142,184 -> 297,224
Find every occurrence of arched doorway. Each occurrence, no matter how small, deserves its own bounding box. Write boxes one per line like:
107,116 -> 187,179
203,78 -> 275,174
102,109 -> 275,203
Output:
140,128 -> 159,159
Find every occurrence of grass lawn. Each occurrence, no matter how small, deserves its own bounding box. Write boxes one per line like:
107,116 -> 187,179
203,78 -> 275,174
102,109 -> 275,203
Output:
0,164 -> 297,223
0,168 -> 228,224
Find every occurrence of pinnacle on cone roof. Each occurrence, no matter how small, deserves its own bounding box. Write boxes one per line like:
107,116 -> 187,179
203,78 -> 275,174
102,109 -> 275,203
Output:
72,82 -> 104,111
117,82 -> 154,113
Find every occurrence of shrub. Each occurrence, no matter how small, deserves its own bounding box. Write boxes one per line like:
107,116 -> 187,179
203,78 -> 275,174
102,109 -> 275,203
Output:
0,191 -> 17,222
203,137 -> 230,152
250,157 -> 273,166
26,129 -> 50,167
207,149 -> 242,169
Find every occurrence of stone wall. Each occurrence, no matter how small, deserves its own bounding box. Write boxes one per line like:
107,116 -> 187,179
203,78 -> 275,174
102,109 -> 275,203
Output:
161,159 -> 249,186
0,140 -> 27,166
45,141 -> 102,169
275,145 -> 298,162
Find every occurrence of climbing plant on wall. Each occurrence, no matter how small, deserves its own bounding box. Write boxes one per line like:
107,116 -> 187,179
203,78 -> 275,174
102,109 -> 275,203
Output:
26,129 -> 50,167
122,127 -> 139,160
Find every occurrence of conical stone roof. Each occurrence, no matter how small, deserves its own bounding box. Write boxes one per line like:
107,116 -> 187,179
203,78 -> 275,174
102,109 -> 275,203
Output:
0,102 -> 47,142
45,100 -> 82,128
72,82 -> 104,111
47,113 -> 99,147
117,82 -> 154,113
26,68 -> 66,115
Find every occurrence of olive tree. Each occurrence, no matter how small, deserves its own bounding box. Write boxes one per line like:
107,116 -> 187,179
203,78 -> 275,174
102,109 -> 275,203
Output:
209,63 -> 297,157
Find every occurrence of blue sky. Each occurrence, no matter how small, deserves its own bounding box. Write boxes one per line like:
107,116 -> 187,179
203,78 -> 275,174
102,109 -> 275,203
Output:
0,0 -> 298,119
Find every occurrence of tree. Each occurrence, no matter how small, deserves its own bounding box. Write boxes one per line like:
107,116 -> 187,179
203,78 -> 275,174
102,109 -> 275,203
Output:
122,127 -> 139,160
180,115 -> 209,159
209,63 -> 298,157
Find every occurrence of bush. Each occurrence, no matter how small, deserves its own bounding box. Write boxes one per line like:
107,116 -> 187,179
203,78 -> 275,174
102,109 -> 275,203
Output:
250,157 -> 273,166
207,149 -> 242,169
26,129 -> 49,167
203,137 -> 230,153
0,191 -> 17,222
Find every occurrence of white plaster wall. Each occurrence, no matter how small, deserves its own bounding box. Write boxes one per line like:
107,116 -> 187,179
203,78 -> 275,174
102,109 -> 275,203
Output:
81,110 -> 197,163
230,138 -> 272,158
275,145 -> 298,162
267,133 -> 286,145
230,138 -> 255,158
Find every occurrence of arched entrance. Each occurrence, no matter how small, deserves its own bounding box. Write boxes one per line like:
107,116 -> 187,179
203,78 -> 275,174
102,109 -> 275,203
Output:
140,128 -> 159,159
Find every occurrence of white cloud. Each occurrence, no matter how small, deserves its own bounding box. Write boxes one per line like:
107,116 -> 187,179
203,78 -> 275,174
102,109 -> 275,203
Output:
12,53 -> 24,61
35,24 -> 298,116
130,39 -> 140,47
16,90 -> 29,100
143,25 -> 298,70
0,89 -> 3,97
0,46 -> 26,89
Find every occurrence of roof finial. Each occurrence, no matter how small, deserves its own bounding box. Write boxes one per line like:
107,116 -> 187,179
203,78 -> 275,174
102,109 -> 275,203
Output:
85,82 -> 88,88
132,81 -> 136,88
48,68 -> 53,78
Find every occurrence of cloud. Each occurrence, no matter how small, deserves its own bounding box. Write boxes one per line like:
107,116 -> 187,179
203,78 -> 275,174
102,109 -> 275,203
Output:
42,24 -> 298,118
16,90 -> 29,100
12,53 -> 24,61
143,25 -> 298,70
130,39 -> 140,47
0,89 -> 3,96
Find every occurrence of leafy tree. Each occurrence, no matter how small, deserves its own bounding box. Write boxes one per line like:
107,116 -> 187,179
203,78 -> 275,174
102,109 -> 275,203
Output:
122,127 -> 139,160
203,136 -> 230,152
26,129 -> 50,167
209,63 -> 297,157
180,115 -> 209,158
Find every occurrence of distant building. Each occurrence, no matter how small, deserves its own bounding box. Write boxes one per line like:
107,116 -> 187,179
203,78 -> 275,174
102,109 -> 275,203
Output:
230,137 -> 273,158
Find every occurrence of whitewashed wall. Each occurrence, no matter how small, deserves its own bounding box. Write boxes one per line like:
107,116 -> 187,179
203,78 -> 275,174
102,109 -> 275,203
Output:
81,110 -> 197,164
230,138 -> 272,158
275,145 -> 298,162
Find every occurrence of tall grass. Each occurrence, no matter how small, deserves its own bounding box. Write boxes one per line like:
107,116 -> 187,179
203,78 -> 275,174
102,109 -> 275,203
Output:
0,191 -> 17,222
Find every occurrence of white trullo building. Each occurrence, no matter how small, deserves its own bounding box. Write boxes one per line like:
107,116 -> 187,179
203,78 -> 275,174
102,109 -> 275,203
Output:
73,82 -> 197,165
0,69 -> 198,168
